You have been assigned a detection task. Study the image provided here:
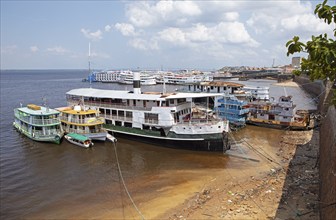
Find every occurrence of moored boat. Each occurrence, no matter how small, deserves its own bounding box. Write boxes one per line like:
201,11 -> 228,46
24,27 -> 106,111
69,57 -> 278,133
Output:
118,71 -> 156,85
247,96 -> 310,130
13,104 -> 63,144
56,105 -> 107,141
64,133 -> 93,148
65,72 -> 231,152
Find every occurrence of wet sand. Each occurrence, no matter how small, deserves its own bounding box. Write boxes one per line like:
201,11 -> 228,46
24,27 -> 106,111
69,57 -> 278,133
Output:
158,128 -> 319,219
108,126 -> 304,219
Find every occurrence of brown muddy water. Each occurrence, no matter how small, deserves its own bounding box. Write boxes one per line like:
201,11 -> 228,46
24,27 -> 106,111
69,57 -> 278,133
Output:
0,70 -> 316,219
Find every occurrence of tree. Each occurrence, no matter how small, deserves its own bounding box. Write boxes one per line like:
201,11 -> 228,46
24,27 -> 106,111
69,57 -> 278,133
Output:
286,0 -> 336,83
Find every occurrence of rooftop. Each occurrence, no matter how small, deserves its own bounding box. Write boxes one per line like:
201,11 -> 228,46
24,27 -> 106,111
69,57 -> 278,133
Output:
66,88 -> 224,101
16,105 -> 60,115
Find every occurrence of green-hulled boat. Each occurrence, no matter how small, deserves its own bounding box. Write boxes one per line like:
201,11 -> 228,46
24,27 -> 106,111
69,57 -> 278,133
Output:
13,104 -> 63,144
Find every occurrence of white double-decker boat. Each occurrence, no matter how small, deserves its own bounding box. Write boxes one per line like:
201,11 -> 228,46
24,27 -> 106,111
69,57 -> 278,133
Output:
66,72 -> 230,151
118,71 -> 156,85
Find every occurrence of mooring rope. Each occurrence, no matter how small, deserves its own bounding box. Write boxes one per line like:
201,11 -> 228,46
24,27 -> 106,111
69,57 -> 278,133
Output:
113,141 -> 146,220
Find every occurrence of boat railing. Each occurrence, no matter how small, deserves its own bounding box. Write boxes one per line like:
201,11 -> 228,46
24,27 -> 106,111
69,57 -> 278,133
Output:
103,115 -> 133,122
33,130 -> 62,138
67,100 -> 153,111
15,113 -> 60,125
65,128 -> 104,134
60,116 -> 105,125
178,118 -> 223,126
216,107 -> 249,115
144,118 -> 159,125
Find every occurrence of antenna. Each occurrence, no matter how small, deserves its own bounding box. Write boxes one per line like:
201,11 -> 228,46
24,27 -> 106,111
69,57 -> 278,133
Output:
272,58 -> 275,68
88,42 -> 91,73
88,42 -> 93,88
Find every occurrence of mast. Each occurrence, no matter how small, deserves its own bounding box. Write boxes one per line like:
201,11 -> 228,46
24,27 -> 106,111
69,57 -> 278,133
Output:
88,42 -> 91,74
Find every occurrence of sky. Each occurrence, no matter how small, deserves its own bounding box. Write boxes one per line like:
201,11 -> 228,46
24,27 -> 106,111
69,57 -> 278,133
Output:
0,0 -> 334,70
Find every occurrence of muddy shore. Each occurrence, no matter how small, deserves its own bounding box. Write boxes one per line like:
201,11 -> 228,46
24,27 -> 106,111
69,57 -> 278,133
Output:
158,128 -> 319,219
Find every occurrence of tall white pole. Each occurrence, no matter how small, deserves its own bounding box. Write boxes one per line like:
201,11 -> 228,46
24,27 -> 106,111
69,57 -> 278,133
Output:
88,42 -> 91,73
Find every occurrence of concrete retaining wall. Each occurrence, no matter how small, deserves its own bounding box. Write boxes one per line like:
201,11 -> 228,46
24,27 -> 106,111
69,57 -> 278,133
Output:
319,105 -> 336,220
294,76 -> 336,219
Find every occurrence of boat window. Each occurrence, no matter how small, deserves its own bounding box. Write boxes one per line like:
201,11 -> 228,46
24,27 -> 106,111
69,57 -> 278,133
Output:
145,113 -> 158,124
126,111 -> 132,118
124,122 -> 132,127
170,99 -> 174,104
118,110 -> 124,116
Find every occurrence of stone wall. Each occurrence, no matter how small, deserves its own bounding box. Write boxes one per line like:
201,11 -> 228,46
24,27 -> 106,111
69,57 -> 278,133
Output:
293,75 -> 324,97
319,105 -> 336,220
294,76 -> 336,219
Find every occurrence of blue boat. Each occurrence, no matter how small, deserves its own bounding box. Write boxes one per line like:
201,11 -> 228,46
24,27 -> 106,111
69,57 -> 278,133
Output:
215,95 -> 249,129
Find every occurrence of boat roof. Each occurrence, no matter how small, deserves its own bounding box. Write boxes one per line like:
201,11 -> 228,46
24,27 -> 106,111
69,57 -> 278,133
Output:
66,88 -> 224,101
66,133 -> 90,141
55,106 -> 98,115
200,81 -> 244,88
16,105 -> 60,115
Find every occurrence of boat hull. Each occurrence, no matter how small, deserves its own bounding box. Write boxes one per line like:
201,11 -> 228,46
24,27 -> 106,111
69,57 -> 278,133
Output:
64,135 -> 93,148
13,122 -> 62,144
107,129 -> 230,152
246,120 -> 308,130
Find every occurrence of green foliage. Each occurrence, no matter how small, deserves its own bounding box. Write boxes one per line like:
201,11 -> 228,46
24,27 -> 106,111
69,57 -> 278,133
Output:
315,0 -> 336,26
286,0 -> 336,105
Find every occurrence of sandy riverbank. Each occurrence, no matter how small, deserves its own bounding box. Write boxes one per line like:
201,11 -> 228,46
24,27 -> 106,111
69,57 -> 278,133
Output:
274,81 -> 300,87
157,128 -> 319,219
83,126 -> 319,220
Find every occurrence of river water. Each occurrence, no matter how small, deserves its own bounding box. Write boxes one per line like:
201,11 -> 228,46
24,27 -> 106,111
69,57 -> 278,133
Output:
0,70 -> 316,219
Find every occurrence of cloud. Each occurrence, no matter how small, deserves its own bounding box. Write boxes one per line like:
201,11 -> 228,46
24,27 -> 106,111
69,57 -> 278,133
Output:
222,12 -> 239,21
159,28 -> 187,45
81,28 -> 103,41
90,52 -> 110,59
281,14 -> 332,33
158,22 -> 259,47
115,23 -> 137,36
126,1 -> 201,28
30,46 -> 39,52
104,25 -> 112,32
129,38 -> 159,51
1,45 -> 18,54
46,46 -> 68,54
109,0 -> 332,67
245,0 -> 324,36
